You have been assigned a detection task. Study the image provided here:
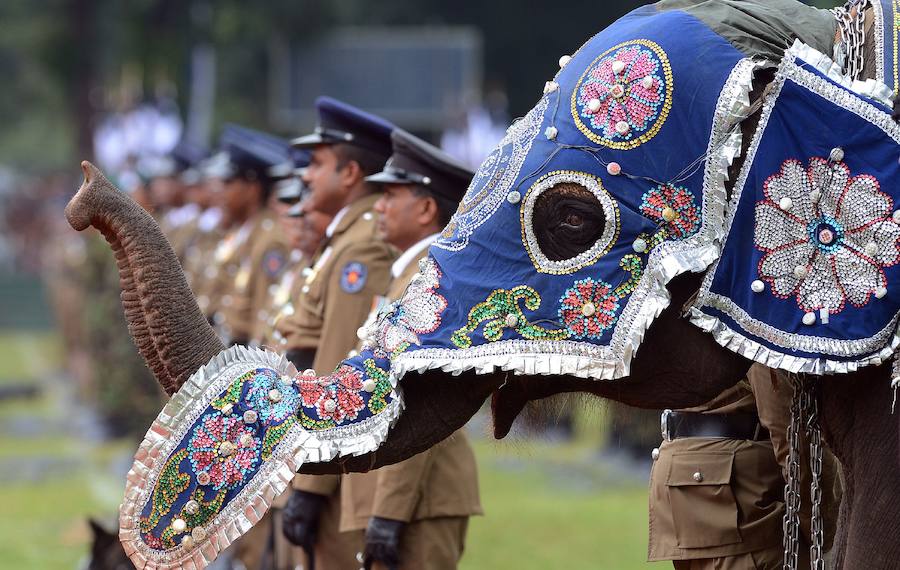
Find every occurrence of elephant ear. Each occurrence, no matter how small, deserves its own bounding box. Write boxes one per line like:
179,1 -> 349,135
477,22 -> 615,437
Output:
689,41 -> 900,376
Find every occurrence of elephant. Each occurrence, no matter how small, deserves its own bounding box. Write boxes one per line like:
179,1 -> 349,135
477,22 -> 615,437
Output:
66,1 -> 900,568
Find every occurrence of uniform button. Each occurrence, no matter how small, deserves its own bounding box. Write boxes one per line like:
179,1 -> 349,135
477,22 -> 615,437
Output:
363,212 -> 374,221
651,448 -> 660,460
279,338 -> 287,346
692,471 -> 703,482
356,552 -> 365,563
301,285 -> 310,294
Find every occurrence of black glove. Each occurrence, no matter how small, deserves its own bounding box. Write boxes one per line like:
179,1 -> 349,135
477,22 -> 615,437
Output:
281,490 -> 328,555
363,517 -> 405,570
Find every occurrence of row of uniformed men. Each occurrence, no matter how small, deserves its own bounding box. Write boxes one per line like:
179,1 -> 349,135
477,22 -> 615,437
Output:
150,98 -> 482,570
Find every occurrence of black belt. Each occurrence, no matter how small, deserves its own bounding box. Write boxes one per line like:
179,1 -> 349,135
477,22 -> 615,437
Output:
661,410 -> 769,441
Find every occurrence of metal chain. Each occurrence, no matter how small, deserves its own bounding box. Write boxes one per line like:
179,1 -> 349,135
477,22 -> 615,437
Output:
832,0 -> 870,80
782,374 -> 804,570
782,374 -> 826,570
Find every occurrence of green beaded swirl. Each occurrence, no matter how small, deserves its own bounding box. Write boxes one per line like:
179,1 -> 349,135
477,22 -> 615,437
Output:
139,449 -> 190,534
612,254 -> 643,299
363,358 -> 392,414
451,285 -> 570,348
261,418 -> 295,460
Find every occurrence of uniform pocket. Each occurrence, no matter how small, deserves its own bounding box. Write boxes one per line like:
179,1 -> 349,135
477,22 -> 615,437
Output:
666,451 -> 741,549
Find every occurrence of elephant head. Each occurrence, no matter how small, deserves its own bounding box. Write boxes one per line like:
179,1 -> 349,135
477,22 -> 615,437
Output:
68,3 -> 900,568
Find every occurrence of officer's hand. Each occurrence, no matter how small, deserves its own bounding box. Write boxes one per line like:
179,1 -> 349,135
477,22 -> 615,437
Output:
281,490 -> 327,553
363,517 -> 405,570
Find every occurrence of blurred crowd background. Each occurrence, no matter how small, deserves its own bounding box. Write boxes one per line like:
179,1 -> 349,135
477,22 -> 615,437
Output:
0,0 -> 836,568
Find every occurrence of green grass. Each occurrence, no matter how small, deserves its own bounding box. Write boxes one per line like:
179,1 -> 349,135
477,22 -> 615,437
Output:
462,439 -> 662,570
0,331 -> 61,384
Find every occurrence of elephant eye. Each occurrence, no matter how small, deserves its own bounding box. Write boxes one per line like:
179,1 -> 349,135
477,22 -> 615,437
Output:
534,184 -> 606,261
521,171 -> 619,274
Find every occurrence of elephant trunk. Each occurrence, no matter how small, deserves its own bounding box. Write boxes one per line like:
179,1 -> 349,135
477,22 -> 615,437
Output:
65,161 -> 225,395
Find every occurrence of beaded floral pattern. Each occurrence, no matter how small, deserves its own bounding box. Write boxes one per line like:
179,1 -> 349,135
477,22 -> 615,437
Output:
298,365 -> 366,429
641,184 -> 701,239
365,257 -> 447,356
572,40 -> 673,149
245,369 -> 300,424
188,413 -> 261,491
755,157 -> 900,313
558,279 -> 620,339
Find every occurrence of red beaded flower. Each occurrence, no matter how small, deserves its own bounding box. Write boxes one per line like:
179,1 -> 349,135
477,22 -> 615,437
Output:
188,414 -> 260,491
316,365 -> 366,424
558,278 -> 620,339
640,184 -> 700,239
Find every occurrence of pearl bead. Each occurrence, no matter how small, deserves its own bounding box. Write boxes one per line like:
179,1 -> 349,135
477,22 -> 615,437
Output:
611,60 -> 626,74
181,536 -> 194,549
865,241 -> 879,256
281,375 -> 292,384
632,238 -> 647,253
809,189 -> 821,203
819,308 -> 830,324
661,207 -> 677,222
356,326 -> 368,340
268,389 -> 282,403
362,379 -> 377,392
221,403 -> 233,416
830,147 -> 844,162
610,84 -> 625,98
191,527 -> 207,541
581,302 -> 596,317
587,98 -> 602,112
243,410 -> 258,424
185,500 -> 200,515
543,81 -> 558,94
218,441 -> 236,457
893,210 -> 900,223
507,191 -> 521,204
642,76 -> 654,89
751,280 -> 765,293
779,197 -> 793,211
615,121 -> 630,135
876,286 -> 888,299
545,126 -> 558,140
606,162 -> 621,176
172,518 -> 187,533
558,55 -> 572,68
505,314 -> 519,327
793,265 -> 808,279
802,312 -> 816,326
197,472 -> 211,486
323,399 -> 336,412
303,368 -> 316,377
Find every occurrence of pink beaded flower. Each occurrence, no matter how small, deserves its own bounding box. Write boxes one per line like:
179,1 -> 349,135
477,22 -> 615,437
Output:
578,44 -> 665,142
558,278 -> 620,339
188,413 -> 260,491
316,365 -> 366,424
755,157 -> 900,313
641,184 -> 700,239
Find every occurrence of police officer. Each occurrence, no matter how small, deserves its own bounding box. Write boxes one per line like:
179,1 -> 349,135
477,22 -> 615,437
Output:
341,129 -> 483,570
203,125 -> 293,346
279,97 -> 397,570
648,364 -> 840,569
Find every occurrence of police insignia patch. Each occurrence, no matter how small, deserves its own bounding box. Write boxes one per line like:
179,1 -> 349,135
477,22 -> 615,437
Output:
340,261 -> 368,293
262,250 -> 286,278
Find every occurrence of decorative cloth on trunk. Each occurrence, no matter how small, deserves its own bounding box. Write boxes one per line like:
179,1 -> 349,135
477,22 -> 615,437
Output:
690,41 -> 900,374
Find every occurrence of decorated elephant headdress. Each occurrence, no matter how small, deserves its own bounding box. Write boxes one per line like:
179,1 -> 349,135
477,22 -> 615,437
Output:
67,2 -> 900,567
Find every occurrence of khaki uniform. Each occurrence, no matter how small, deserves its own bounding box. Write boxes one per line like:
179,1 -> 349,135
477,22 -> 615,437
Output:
219,210 -> 291,344
276,193 -> 395,372
182,213 -> 225,309
284,193 -> 396,569
339,246 -> 482,569
648,365 -> 840,569
254,251 -> 308,348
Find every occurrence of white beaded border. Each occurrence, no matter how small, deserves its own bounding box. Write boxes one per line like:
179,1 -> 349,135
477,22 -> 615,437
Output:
520,170 -> 620,274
